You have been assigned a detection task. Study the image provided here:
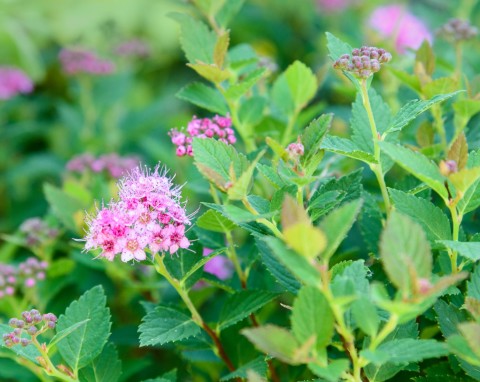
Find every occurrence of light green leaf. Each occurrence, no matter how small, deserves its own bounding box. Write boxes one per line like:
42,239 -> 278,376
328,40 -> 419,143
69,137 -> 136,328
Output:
468,267 -> 480,300
379,142 -> 448,199
228,150 -> 265,200
380,211 -> 432,294
437,240 -> 480,261
389,188 -> 451,243
453,99 -> 480,133
138,306 -> 201,346
351,297 -> 380,337
176,82 -> 228,114
216,0 -> 245,28
284,61 -> 317,112
321,136 -> 376,164
448,133 -> 468,171
385,92 -> 461,135
78,343 -> 122,382
196,210 -> 237,233
225,68 -> 267,100
449,167 -> 480,197
241,325 -> 300,365
284,222 -> 327,259
214,30 -> 229,68
0,324 -> 41,364
48,319 -> 90,350
239,96 -> 267,127
218,290 -> 279,331
56,286 -> 111,371
291,286 -> 334,349
308,359 -> 350,382
325,32 -> 352,61
187,62 -> 230,83
318,199 -> 363,262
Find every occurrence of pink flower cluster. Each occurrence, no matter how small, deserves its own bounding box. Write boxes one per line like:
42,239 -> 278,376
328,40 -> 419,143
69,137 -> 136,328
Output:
66,153 -> 139,178
59,48 -> 115,75
0,258 -> 48,298
170,115 -> 236,157
0,67 -> 33,100
19,217 -> 59,247
84,165 -> 192,262
115,39 -> 150,57
369,5 -> 432,54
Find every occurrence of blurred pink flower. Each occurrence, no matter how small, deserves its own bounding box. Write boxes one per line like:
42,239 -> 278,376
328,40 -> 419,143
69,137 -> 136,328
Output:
115,39 -> 150,58
59,48 -> 115,75
203,248 -> 234,281
0,67 -> 33,100
66,153 -> 139,178
369,5 -> 432,54
317,0 -> 356,12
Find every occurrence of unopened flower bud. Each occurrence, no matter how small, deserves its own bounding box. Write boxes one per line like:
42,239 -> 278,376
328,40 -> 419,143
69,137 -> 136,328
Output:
417,278 -> 433,294
27,326 -> 37,336
21,338 -> 30,347
439,159 -> 458,176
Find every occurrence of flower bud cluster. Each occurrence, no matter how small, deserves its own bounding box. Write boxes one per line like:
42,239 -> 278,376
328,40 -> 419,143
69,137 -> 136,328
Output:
438,19 -> 478,42
3,310 -> 57,348
0,258 -> 48,299
286,141 -> 305,159
59,48 -> 115,75
66,153 -> 140,178
333,46 -> 392,79
0,66 -> 34,100
169,115 -> 236,157
19,217 -> 59,247
84,165 -> 193,262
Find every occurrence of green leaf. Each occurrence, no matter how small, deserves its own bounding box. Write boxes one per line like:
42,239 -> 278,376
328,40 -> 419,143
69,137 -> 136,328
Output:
389,188 -> 451,243
448,133 -> 468,171
220,356 -> 267,381
385,92 -> 461,134
56,286 -> 111,371
301,114 -> 332,159
228,150 -> 265,200
216,0 -> 245,28
308,359 -> 350,382
351,297 -> 380,337
187,62 -> 230,83
284,222 -> 327,259
308,190 -> 343,221
453,99 -> 480,133
291,286 -> 334,349
138,306 -> 201,346
48,319 -> 90,350
434,299 -> 467,338
239,96 -> 267,127
196,210 -> 237,233
449,167 -> 480,197
437,241 -> 480,261
0,324 -> 41,364
225,68 -> 267,100
241,325 -> 300,364
284,61 -> 317,112
318,199 -> 363,262
362,339 -> 449,365
218,290 -> 278,331
78,343 -> 122,382
380,211 -> 432,294
331,260 -> 370,298
379,142 -> 448,199
43,183 -> 86,232
176,82 -> 228,114
263,237 -> 321,287
468,267 -> 480,300
181,247 -> 227,283
170,13 -> 216,64
325,32 -> 352,61
214,30 -> 229,68
358,191 -> 383,254
192,138 -> 249,191
321,136 -> 376,163
458,323 -> 480,357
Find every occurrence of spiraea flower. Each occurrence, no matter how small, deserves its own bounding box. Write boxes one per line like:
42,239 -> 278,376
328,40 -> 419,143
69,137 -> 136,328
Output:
0,67 -> 33,100
0,265 -> 17,298
19,217 -> 59,247
59,48 -> 115,75
438,19 -> 478,42
115,39 -> 150,57
369,5 -> 432,54
0,258 -> 48,298
169,115 -> 236,157
286,140 -> 305,159
333,46 -> 392,79
3,310 -> 57,348
84,164 -> 193,262
66,153 -> 140,178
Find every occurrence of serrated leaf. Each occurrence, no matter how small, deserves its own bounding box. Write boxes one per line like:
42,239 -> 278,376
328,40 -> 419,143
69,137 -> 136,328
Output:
321,136 -> 376,163
291,286 -> 334,349
362,339 -> 449,365
170,13 -> 216,64
434,299 -> 467,338
448,334 -> 480,366
284,61 -> 317,112
220,356 -> 267,381
57,286 -> 111,371
43,183 -> 86,232
453,99 -> 480,133
437,241 -> 480,261
308,190 -> 343,222
284,222 -> 327,259
358,191 -> 383,254
241,325 -> 300,364
181,247 -> 227,283
239,96 -> 267,126
187,62 -> 230,83
331,260 -> 370,298
379,142 -> 448,199
78,343 -> 122,382
389,188 -> 451,243
139,306 -> 201,346
468,267 -> 480,300
197,210 -> 237,233
48,319 -> 90,350
325,32 -> 352,61
216,0 -> 245,28
308,359 -> 350,382
301,114 -> 331,157
225,68 -> 267,100
459,323 -> 480,357
228,150 -> 264,200
218,290 -> 278,331
352,297 -> 380,337
176,82 -> 228,114
448,133 -> 468,171
192,138 -> 249,191
449,167 -> 480,197
385,92 -> 461,134
380,211 -> 432,294
318,199 -> 362,262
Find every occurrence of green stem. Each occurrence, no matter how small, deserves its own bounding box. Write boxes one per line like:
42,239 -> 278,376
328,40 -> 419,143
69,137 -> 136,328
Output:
448,204 -> 462,274
32,338 -> 77,382
360,80 -> 391,215
281,111 -> 299,147
431,105 -> 448,154
242,198 -> 283,239
78,76 -> 96,147
455,42 -> 463,87
153,254 -> 236,372
225,230 -> 247,288
368,314 -> 398,352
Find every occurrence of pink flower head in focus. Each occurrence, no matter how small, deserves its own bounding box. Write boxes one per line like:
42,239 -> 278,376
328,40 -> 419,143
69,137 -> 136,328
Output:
0,67 -> 33,100
169,115 -> 236,157
84,164 -> 193,262
59,48 -> 115,75
369,5 -> 432,54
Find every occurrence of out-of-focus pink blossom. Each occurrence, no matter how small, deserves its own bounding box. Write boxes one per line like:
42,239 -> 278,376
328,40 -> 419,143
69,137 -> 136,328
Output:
84,165 -> 193,262
170,115 -> 236,157
59,48 -> 115,75
317,0 -> 356,12
369,5 -> 432,54
203,248 -> 234,280
0,67 -> 33,100
115,39 -> 150,58
66,153 -> 140,178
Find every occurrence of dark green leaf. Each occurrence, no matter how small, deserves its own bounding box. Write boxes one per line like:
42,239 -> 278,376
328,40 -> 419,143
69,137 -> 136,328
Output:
176,82 -> 228,114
